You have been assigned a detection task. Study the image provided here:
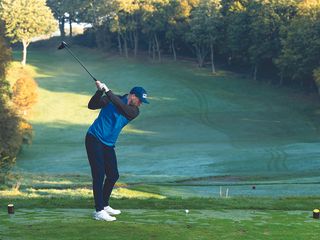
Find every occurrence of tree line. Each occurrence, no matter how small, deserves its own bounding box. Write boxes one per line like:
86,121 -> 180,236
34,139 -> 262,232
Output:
1,0 -> 319,90
47,0 -> 320,91
0,24 -> 37,184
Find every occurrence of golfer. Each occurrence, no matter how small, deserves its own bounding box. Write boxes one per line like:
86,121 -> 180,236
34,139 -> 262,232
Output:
85,80 -> 149,221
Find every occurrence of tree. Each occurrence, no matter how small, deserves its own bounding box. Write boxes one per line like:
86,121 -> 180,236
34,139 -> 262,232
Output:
0,0 -> 57,66
63,0 -> 86,37
48,0 -> 89,38
313,67 -> 320,94
275,0 -> 320,87
205,0 -> 223,73
78,0 -> 117,50
47,0 -> 68,38
141,0 -> 170,61
127,0 -> 144,57
0,21 -> 10,80
0,21 -> 22,183
186,1 -> 208,67
114,0 -> 141,58
225,0 -> 251,66
90,0 -> 135,57
186,0 -> 222,69
164,0 -> 194,61
247,0 -> 281,81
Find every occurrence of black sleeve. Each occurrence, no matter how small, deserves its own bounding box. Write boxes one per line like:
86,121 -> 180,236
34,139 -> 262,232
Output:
88,90 -> 110,110
106,91 -> 139,120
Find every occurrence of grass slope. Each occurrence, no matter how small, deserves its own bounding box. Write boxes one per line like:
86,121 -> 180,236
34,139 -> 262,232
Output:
8,46 -> 320,197
1,45 -> 320,239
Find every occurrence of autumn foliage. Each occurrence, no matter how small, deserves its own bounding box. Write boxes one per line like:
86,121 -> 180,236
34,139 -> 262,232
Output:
12,76 -> 38,116
0,21 -> 38,184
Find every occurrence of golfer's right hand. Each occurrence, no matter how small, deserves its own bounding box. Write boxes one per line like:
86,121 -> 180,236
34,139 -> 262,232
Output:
96,81 -> 109,92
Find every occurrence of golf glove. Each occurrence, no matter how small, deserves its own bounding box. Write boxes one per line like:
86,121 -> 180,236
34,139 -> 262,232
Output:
97,82 -> 110,92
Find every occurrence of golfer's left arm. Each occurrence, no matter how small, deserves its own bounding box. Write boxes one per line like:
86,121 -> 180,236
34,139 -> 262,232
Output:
106,91 -> 139,120
96,81 -> 139,120
88,90 -> 110,109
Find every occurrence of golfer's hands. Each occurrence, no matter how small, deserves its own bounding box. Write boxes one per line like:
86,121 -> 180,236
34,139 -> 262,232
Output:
96,81 -> 110,92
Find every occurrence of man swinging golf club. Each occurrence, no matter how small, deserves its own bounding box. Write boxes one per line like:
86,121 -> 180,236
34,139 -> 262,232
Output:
85,80 -> 149,221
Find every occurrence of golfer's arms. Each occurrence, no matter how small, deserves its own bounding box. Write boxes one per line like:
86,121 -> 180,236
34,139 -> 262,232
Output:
106,91 -> 139,120
88,90 -> 110,109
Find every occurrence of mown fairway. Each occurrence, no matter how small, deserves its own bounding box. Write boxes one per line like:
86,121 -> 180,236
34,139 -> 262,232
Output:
2,45 -> 320,239
11,45 -> 320,197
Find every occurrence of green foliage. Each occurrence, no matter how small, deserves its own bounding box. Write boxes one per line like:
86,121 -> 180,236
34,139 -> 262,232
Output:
0,22 -> 11,98
47,0 -> 68,37
0,23 -> 35,184
0,105 -> 22,180
247,1 -> 281,63
57,0 -> 320,91
47,0 -> 90,37
0,22 -> 20,183
0,0 -> 57,43
275,2 -> 320,85
186,0 -> 222,67
313,67 -> 320,92
0,0 -> 57,65
225,1 -> 251,65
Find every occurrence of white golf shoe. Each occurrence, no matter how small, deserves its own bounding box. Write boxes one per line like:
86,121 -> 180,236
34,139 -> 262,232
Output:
104,206 -> 121,215
93,210 -> 116,221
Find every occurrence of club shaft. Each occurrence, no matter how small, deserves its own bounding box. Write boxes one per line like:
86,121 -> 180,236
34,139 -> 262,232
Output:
64,46 -> 97,81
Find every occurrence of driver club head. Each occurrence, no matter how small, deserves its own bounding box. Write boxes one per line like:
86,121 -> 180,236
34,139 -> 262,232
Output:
57,41 -> 67,50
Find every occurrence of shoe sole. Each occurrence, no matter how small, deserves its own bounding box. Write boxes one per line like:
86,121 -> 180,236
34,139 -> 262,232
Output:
93,216 -> 116,221
104,210 -> 121,216
106,212 -> 121,216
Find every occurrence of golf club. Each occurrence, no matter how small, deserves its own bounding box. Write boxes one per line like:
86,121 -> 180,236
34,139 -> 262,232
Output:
57,41 -> 97,81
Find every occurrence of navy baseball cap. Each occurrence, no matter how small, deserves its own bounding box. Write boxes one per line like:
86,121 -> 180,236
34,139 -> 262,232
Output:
130,87 -> 149,104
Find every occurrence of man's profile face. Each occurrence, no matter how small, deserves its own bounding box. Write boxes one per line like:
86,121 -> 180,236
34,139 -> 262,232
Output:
129,94 -> 142,107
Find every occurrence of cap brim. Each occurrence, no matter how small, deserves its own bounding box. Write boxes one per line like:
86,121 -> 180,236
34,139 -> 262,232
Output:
141,98 -> 149,104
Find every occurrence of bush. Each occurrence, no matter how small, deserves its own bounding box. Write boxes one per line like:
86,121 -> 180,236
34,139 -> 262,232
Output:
12,76 -> 38,116
313,67 -> 320,94
19,119 -> 33,144
0,102 -> 22,179
0,21 -> 29,184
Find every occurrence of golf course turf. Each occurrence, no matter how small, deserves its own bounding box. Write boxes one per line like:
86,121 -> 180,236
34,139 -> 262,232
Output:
1,45 -> 320,239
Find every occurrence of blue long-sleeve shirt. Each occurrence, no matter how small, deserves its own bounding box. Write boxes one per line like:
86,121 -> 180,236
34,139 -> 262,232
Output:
87,90 -> 139,146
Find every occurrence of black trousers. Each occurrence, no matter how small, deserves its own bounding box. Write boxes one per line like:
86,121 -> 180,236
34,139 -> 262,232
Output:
85,133 -> 119,211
